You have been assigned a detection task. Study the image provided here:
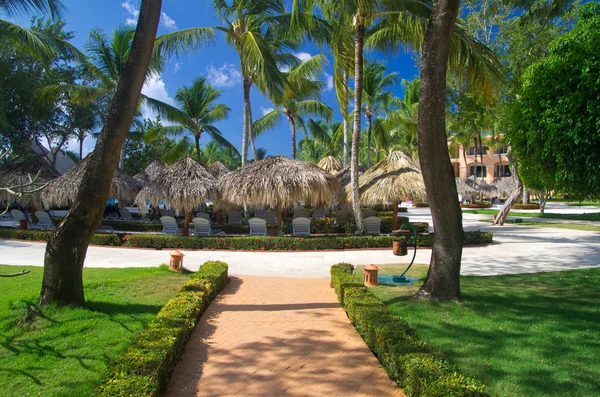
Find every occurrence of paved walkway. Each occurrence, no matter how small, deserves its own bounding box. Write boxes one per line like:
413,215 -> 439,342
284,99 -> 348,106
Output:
165,276 -> 403,397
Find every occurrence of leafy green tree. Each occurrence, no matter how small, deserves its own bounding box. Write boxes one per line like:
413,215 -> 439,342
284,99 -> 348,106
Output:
507,3 -> 600,202
307,119 -> 344,160
144,77 -> 236,164
253,54 -> 333,158
124,118 -> 175,175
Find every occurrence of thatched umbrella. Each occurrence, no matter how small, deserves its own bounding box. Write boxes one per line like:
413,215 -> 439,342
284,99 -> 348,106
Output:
455,177 -> 478,197
219,156 -> 341,233
0,152 -> 60,202
41,156 -> 141,208
207,161 -> 230,179
335,163 -> 367,188
317,156 -> 342,174
344,151 -> 426,230
492,176 -> 518,197
133,161 -> 166,185
135,156 -> 218,234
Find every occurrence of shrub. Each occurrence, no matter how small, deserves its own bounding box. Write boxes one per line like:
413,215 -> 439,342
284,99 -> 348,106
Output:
0,227 -> 121,246
511,203 -> 540,210
331,265 -> 488,397
460,202 -> 491,209
415,202 -> 430,207
95,261 -> 229,397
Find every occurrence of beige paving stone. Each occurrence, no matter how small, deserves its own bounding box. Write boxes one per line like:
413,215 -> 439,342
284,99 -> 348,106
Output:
165,276 -> 406,397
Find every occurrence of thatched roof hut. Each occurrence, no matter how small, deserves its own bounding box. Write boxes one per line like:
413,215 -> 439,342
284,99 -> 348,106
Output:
455,177 -> 478,196
41,157 -> 142,208
219,156 -> 340,209
317,156 -> 342,173
335,163 -> 367,188
207,161 -> 230,179
344,151 -> 426,205
135,156 -> 218,215
492,176 -> 518,197
134,161 -> 166,185
0,152 -> 60,201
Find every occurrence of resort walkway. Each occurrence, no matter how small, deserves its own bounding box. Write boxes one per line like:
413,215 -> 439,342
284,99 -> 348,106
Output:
165,276 -> 404,397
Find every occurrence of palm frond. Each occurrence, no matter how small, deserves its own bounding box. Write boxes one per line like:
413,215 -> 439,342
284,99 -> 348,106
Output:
297,100 -> 333,121
253,109 -> 283,136
142,95 -> 195,129
154,27 -> 216,58
0,0 -> 65,19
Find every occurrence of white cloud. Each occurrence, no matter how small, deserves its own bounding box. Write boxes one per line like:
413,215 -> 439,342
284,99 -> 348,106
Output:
205,63 -> 242,88
323,72 -> 334,91
121,2 -> 177,31
174,61 -> 182,73
295,52 -> 313,62
121,1 -> 139,26
160,12 -> 177,31
140,73 -> 176,122
261,107 -> 274,116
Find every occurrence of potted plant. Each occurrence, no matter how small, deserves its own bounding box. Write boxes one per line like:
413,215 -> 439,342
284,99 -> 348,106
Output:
392,232 -> 410,256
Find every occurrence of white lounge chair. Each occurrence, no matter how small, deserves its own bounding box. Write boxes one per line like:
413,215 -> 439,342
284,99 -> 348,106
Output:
334,210 -> 351,225
292,217 -> 311,236
248,218 -> 267,236
312,208 -> 326,219
362,209 -> 377,218
10,209 -> 28,227
30,211 -> 56,230
160,216 -> 180,235
104,210 -> 120,220
227,211 -> 243,225
265,210 -> 277,226
192,217 -> 224,236
364,216 -> 382,235
119,207 -> 134,221
161,209 -> 175,217
253,208 -> 265,219
194,212 -> 211,221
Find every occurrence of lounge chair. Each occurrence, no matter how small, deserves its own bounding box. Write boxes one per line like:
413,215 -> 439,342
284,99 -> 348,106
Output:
227,211 -> 243,225
104,211 -> 120,220
312,208 -> 326,219
253,208 -> 265,219
265,210 -> 277,226
293,208 -> 310,219
10,209 -> 28,227
160,216 -> 180,235
119,207 -> 134,221
362,208 -> 377,218
161,209 -> 175,217
195,212 -> 211,221
191,217 -> 224,236
292,217 -> 311,236
30,211 -> 56,230
364,216 -> 382,235
248,218 -> 267,236
334,209 -> 351,225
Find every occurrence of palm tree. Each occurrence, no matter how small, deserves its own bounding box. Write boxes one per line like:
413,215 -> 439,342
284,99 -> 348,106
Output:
361,61 -> 398,167
144,77 -> 236,164
297,134 -> 322,162
306,119 -> 344,160
253,55 -> 333,158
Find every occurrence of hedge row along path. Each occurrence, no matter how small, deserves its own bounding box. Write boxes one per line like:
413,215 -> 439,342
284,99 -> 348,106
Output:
165,275 -> 404,396
1,223 -> 599,278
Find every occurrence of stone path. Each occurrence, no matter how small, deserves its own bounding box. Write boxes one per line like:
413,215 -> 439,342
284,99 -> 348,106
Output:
165,276 -> 404,397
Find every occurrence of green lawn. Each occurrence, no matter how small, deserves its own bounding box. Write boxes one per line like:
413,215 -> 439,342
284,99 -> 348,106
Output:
0,265 -> 190,397
464,208 -> 600,222
362,265 -> 600,397
477,219 -> 600,232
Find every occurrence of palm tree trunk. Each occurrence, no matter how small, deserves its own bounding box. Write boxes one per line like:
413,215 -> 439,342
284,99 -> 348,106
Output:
351,20 -> 366,235
414,0 -> 463,301
250,130 -> 258,161
39,0 -> 162,306
195,134 -> 202,164
493,166 -> 522,225
118,144 -> 126,169
242,78 -> 251,166
478,131 -> 484,182
182,210 -> 191,235
343,71 -> 350,166
497,148 -> 503,178
289,115 -> 297,159
366,112 -> 372,168
79,136 -> 84,161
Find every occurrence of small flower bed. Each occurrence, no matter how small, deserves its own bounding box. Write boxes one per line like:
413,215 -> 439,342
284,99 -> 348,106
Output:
511,203 -> 540,210
460,202 -> 491,209
330,264 -> 488,396
95,261 -> 229,397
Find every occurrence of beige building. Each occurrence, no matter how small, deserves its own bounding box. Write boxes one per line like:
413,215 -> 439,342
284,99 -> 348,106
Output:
450,144 -> 511,183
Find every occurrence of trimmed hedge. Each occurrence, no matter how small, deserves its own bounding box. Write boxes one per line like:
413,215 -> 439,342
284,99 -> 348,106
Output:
0,227 -> 493,250
512,203 -> 540,210
95,261 -> 229,397
415,202 -> 430,207
331,264 -> 488,397
460,202 -> 491,209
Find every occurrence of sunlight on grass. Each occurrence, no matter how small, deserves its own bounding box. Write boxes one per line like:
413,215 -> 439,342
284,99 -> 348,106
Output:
362,266 -> 600,397
0,265 -> 190,397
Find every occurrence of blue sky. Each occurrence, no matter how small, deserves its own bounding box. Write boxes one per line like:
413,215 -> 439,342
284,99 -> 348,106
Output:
13,0 -> 420,159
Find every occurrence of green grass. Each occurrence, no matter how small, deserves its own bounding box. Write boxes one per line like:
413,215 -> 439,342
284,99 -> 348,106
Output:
362,265 -> 600,397
547,198 -> 600,207
464,208 -> 600,222
0,265 -> 191,397
477,219 -> 600,232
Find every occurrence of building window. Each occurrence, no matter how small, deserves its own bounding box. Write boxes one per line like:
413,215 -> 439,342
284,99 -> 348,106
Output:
467,146 -> 489,156
494,164 -> 511,177
469,165 -> 487,178
493,145 -> 508,154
